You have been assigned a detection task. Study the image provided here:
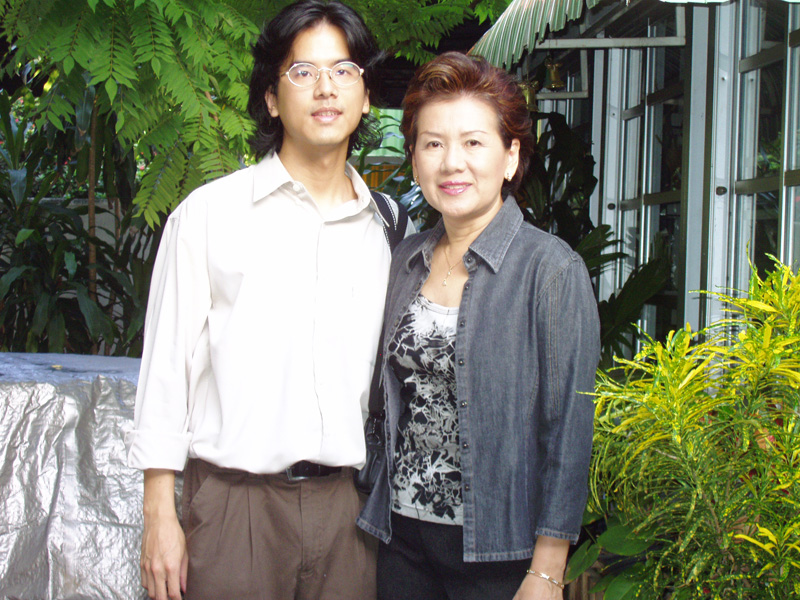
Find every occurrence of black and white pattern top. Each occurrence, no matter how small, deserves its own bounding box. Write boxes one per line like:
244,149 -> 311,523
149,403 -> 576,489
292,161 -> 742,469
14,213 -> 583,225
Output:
388,294 -> 462,525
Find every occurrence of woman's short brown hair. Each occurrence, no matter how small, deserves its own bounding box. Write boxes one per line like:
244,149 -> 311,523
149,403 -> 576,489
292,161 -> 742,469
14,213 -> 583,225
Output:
401,51 -> 535,196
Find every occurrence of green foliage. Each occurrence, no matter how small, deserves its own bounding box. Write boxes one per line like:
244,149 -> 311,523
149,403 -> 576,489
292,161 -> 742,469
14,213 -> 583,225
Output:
572,258 -> 800,599
354,0 -> 511,64
2,0 -> 261,227
0,91 -> 159,355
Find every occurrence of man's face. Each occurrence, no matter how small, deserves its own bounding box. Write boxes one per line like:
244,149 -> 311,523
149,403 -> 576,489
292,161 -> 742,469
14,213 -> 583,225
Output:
266,23 -> 370,157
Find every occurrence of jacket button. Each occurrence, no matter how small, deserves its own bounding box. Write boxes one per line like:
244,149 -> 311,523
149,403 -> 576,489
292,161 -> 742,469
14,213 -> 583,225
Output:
462,442 -> 469,449
460,401 -> 467,407
459,320 -> 465,327
458,359 -> 464,366
466,256 -> 473,263
464,483 -> 471,492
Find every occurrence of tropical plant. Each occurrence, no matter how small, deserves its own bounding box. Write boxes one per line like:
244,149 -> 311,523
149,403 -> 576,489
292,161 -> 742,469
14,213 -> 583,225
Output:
569,257 -> 800,599
0,90 -> 159,355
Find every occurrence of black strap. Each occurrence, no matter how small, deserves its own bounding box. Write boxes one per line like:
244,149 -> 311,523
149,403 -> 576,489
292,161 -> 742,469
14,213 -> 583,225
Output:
371,190 -> 409,253
367,190 -> 409,414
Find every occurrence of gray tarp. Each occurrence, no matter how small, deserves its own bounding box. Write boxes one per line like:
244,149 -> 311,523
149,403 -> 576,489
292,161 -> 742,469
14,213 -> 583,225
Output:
0,352 -> 150,600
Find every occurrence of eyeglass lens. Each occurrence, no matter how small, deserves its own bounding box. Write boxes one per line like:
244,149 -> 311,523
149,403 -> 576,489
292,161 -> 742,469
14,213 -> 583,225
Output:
287,62 -> 362,87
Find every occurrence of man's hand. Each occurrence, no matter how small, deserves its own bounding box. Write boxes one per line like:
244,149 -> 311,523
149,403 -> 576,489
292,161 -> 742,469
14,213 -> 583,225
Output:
141,469 -> 188,600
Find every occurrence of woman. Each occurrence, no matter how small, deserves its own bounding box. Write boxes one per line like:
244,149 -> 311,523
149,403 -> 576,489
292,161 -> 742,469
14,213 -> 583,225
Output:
357,52 -> 600,600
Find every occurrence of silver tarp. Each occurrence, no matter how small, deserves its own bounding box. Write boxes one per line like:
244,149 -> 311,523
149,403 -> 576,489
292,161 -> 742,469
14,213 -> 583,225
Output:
0,352 -> 148,600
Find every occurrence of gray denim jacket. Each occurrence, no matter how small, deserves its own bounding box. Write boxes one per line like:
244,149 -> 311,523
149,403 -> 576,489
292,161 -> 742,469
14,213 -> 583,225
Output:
357,198 -> 601,562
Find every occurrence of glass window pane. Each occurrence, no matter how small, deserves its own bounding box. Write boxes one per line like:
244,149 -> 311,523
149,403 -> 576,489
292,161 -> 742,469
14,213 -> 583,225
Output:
790,186 -> 800,270
650,45 -> 683,93
742,0 -> 788,58
738,61 -> 784,179
789,46 -> 800,170
622,116 -> 643,200
649,100 -> 684,193
732,192 -> 780,290
624,49 -> 645,109
618,209 -> 641,289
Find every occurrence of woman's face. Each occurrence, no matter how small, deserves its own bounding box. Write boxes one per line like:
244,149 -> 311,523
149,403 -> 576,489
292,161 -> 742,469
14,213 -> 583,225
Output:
411,95 -> 520,228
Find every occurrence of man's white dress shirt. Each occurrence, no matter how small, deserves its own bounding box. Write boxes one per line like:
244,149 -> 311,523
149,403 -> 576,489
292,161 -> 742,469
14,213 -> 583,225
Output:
126,154 -> 400,474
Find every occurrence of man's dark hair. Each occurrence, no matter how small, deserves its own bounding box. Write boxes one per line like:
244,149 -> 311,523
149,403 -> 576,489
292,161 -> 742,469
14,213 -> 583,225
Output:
247,0 -> 384,159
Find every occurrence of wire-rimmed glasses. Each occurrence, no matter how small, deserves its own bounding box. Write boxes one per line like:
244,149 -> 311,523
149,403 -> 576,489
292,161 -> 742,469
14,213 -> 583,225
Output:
281,61 -> 364,88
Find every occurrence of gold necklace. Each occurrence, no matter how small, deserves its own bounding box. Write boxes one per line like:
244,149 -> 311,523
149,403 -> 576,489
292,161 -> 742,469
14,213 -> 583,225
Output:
441,244 -> 460,287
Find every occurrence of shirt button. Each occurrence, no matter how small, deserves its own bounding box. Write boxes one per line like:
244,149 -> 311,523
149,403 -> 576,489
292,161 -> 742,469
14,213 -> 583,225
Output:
464,283 -> 470,290
466,256 -> 473,263
458,359 -> 464,366
459,320 -> 465,327
292,183 -> 302,193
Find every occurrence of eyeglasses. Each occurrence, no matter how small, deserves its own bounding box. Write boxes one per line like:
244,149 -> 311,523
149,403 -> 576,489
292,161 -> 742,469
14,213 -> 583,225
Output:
282,61 -> 364,88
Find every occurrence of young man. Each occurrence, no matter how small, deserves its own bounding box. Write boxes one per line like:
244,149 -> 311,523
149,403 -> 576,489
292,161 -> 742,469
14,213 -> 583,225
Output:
126,2 -> 411,599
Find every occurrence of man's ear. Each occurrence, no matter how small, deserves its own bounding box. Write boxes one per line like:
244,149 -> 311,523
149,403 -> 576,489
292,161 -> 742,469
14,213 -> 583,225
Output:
362,90 -> 370,115
266,89 -> 279,118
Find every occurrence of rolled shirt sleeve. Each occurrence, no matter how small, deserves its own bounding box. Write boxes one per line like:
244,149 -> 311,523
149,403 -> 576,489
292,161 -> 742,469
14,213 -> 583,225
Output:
125,199 -> 211,471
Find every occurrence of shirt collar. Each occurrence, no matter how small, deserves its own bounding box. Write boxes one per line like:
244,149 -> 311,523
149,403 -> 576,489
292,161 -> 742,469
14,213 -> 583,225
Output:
405,197 -> 523,274
250,153 -> 382,220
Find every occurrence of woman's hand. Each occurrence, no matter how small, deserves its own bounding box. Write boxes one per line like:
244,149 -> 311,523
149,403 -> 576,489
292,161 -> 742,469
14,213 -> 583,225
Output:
512,571 -> 564,600
513,534 -> 569,600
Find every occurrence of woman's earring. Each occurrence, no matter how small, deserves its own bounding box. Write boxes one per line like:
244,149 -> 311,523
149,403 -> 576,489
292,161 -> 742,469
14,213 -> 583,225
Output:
413,173 -> 419,185
505,172 -> 513,182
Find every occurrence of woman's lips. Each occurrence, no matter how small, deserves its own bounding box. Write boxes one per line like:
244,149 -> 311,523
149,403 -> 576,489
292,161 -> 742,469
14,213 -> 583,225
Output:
438,181 -> 471,195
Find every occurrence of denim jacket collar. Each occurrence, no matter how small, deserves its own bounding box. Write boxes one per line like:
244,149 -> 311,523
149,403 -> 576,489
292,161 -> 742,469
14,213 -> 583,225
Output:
404,197 -> 524,275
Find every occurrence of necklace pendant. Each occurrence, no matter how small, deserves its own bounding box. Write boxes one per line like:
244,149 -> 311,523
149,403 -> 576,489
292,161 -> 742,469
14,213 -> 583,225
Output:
442,278 -> 448,286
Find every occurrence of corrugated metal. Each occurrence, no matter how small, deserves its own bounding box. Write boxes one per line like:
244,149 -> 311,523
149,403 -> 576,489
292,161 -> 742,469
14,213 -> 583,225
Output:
470,0 -> 605,67
470,0 -> 732,68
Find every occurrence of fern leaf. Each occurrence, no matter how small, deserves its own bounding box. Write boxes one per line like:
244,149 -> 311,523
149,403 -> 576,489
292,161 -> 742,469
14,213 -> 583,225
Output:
130,1 -> 174,76
87,5 -> 137,91
218,105 -> 254,147
133,142 -> 189,227
160,59 -> 212,120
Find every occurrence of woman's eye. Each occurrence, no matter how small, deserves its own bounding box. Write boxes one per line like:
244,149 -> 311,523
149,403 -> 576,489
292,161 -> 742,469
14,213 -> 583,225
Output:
466,139 -> 481,147
426,141 -> 442,149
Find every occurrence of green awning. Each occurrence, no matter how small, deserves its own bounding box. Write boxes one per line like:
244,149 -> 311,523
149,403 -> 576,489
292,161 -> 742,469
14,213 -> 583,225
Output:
470,0 -> 739,68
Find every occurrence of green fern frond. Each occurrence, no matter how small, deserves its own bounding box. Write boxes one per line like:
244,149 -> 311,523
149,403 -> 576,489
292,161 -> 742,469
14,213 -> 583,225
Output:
177,152 -> 206,201
163,0 -> 200,28
223,80 -> 250,112
160,59 -> 213,120
34,85 -> 74,131
130,1 -> 174,77
193,122 -> 241,179
216,3 -> 260,44
87,6 -> 137,98
218,106 -> 254,145
41,0 -> 97,73
133,142 -> 189,227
